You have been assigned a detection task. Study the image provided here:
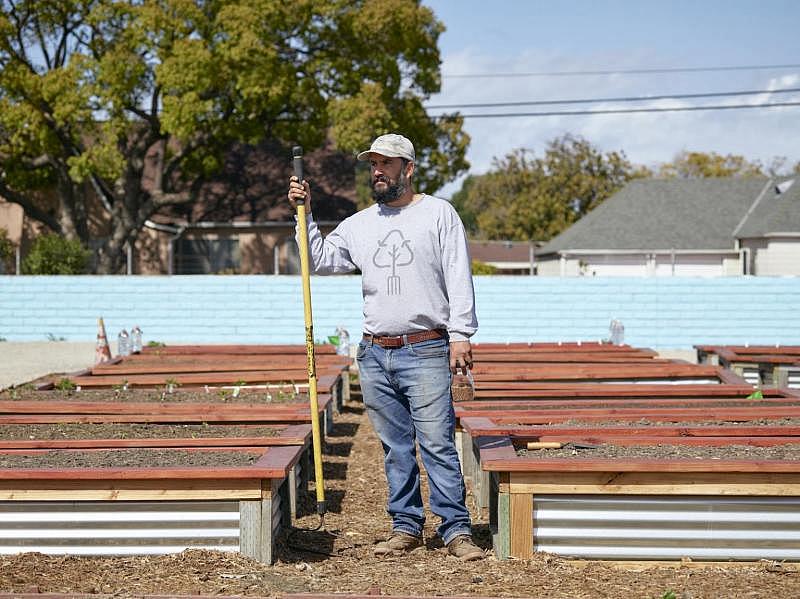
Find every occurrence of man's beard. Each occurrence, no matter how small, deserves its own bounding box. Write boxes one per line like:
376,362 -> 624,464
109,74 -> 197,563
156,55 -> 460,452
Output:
372,170 -> 408,204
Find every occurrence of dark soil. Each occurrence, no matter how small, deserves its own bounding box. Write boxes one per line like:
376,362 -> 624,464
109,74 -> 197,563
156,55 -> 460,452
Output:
0,448 -> 259,469
0,386 -> 307,404
0,423 -> 282,440
517,443 -> 800,460
1,396 -> 799,598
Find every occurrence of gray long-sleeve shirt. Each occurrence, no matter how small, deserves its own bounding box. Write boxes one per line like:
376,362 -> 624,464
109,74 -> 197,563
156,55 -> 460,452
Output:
297,194 -> 478,341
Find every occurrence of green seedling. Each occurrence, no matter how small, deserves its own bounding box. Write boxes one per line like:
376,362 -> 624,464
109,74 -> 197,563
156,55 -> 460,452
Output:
147,340 -> 166,347
54,378 -> 76,391
231,379 -> 248,398
746,389 -> 764,400
661,591 -> 676,599
164,378 -> 181,393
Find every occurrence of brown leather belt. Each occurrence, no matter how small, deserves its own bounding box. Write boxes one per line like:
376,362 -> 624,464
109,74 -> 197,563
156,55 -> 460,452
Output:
363,329 -> 445,348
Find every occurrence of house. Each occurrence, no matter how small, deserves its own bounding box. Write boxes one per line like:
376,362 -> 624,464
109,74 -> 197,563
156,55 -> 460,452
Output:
468,240 -> 540,274
535,177 -> 800,277
0,140 -> 358,274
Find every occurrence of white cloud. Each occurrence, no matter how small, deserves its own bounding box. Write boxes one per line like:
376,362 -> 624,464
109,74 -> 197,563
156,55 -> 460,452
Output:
430,52 -> 800,195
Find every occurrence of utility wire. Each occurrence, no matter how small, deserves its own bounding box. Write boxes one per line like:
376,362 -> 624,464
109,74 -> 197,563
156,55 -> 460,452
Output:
442,62 -> 800,79
426,87 -> 800,109
430,101 -> 800,119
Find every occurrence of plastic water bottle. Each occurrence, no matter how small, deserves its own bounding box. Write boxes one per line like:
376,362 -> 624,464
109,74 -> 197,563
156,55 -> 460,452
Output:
609,319 -> 625,346
130,326 -> 143,353
335,325 -> 350,356
117,329 -> 131,357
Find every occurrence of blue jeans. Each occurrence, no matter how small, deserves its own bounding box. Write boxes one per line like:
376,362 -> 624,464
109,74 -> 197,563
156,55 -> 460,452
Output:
356,336 -> 472,544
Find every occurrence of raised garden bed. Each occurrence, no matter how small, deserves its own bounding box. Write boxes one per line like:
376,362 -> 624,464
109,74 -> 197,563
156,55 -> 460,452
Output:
477,435 -> 800,562
0,389 -> 336,436
0,444 -> 303,563
696,345 -> 800,388
460,413 -> 800,516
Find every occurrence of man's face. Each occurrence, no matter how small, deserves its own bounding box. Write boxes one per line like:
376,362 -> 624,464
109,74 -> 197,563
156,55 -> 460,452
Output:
370,154 -> 408,203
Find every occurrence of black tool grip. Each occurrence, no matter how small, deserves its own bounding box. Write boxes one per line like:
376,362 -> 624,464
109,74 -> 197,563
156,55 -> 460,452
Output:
292,145 -> 304,180
292,146 -> 304,205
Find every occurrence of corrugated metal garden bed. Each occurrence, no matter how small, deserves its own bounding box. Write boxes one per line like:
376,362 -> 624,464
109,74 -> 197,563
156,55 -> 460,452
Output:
0,444 -> 303,564
477,433 -> 800,562
696,345 -> 800,388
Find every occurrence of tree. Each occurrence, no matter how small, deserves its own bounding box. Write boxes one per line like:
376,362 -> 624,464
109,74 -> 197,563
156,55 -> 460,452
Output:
452,134 -> 647,241
21,233 -> 90,274
0,0 -> 468,273
657,151 -> 764,178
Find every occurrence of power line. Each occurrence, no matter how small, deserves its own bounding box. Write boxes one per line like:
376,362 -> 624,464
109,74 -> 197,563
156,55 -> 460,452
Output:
426,87 -> 800,110
430,101 -> 800,120
442,63 -> 800,79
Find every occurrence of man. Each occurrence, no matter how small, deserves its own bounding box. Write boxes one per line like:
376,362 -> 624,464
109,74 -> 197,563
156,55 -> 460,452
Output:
287,133 -> 483,561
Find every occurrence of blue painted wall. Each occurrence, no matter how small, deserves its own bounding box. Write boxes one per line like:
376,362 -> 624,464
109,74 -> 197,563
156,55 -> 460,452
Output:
0,275 -> 798,349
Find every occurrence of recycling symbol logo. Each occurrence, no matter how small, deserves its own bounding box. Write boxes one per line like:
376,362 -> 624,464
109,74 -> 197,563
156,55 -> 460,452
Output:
372,230 -> 414,295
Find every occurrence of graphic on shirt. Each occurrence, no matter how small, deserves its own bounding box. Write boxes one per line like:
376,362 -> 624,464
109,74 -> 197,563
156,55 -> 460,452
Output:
372,230 -> 414,295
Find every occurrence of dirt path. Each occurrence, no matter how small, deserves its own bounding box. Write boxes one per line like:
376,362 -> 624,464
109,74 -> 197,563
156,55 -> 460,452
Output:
1,398 -> 799,598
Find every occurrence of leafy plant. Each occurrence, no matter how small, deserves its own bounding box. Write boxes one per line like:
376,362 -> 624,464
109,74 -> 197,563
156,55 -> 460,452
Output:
164,378 -> 181,393
746,389 -> 764,400
147,341 -> 166,348
21,234 -> 91,275
0,228 -> 14,273
661,591 -> 677,599
471,260 -> 497,275
112,380 -> 129,394
54,378 -> 76,391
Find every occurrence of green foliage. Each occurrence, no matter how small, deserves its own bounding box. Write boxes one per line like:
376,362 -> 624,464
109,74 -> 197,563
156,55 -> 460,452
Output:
471,260 -> 497,275
658,151 -> 765,178
0,228 -> 13,273
146,340 -> 166,348
0,228 -> 13,259
452,135 -> 646,241
746,389 -> 764,400
21,234 -> 91,274
54,378 -> 77,391
0,0 -> 468,272
661,591 -> 677,599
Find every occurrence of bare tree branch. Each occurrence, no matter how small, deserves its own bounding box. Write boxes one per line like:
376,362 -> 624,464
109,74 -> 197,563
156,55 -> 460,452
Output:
0,178 -> 60,232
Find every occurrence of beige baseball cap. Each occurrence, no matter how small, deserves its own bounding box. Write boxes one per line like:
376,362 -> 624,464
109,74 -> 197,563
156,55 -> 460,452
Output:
356,133 -> 415,162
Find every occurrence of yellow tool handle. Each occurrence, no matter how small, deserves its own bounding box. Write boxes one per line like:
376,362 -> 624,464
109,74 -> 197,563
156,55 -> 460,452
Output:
296,202 -> 326,514
526,441 -> 563,450
294,163 -> 326,516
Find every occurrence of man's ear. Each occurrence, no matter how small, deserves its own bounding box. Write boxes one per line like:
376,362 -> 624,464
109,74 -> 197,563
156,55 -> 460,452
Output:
406,160 -> 415,179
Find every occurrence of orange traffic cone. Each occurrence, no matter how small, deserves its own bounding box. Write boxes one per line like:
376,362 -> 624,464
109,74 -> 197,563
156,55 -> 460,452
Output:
95,317 -> 112,364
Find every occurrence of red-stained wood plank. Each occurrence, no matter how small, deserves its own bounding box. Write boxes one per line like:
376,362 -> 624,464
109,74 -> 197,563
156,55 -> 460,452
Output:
456,395 -> 798,411
459,417 -> 800,439
0,396 -> 331,416
140,344 -> 338,355
479,406 -> 800,423
92,355 -> 351,376
472,383 -> 755,396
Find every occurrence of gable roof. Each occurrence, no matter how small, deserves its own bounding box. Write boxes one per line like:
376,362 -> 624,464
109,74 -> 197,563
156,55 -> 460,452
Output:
538,178 -> 771,255
735,177 -> 800,238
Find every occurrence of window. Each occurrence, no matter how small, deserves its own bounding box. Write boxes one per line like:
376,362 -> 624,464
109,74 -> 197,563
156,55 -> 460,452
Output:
175,237 -> 240,274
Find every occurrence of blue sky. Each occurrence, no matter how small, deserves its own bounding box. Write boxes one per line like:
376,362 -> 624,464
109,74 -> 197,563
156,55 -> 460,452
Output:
422,1 -> 800,195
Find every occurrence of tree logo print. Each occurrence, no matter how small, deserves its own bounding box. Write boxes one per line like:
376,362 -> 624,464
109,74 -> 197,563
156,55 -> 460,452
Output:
372,230 -> 414,295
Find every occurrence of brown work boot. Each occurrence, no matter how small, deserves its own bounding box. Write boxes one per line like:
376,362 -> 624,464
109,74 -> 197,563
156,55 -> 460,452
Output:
446,534 -> 485,561
373,531 -> 423,556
